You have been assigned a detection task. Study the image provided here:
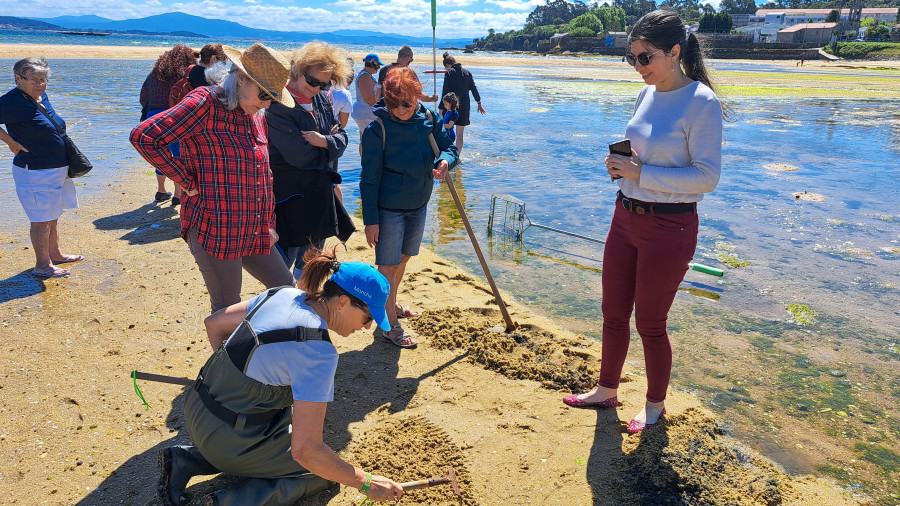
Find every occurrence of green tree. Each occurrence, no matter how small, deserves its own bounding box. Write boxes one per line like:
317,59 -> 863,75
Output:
569,26 -> 597,37
860,17 -> 875,27
718,0 -> 757,15
867,23 -> 890,40
698,11 -> 733,32
527,0 -> 590,26
612,0 -> 660,28
569,12 -> 604,33
825,9 -> 839,22
590,5 -> 627,32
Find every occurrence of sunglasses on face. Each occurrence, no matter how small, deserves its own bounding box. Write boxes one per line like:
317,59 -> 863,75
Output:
304,72 -> 332,90
257,88 -> 273,102
351,299 -> 374,325
625,48 -> 662,67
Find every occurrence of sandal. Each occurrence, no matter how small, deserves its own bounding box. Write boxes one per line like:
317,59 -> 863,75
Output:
34,267 -> 70,278
376,323 -> 417,349
395,304 -> 419,318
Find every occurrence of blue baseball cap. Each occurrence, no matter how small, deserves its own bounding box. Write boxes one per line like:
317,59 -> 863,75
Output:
330,262 -> 391,331
364,53 -> 385,65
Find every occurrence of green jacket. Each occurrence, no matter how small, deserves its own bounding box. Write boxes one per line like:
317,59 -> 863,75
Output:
359,99 -> 459,225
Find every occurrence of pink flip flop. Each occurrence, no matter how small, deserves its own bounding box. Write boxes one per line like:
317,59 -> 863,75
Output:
34,267 -> 70,278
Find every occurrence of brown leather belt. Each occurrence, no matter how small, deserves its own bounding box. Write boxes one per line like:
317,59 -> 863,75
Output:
616,191 -> 696,215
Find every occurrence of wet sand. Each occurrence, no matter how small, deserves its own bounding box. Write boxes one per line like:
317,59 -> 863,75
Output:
0,162 -> 859,503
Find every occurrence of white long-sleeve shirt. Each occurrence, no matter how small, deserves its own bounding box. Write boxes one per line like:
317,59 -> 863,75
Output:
620,80 -> 723,203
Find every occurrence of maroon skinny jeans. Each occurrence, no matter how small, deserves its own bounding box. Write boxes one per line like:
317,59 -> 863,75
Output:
597,200 -> 699,403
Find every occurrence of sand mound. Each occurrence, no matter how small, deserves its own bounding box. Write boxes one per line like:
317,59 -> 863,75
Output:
410,307 -> 602,392
346,416 -> 474,504
611,407 -> 796,504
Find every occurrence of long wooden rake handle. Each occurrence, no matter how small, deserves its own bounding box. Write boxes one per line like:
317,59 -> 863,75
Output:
444,175 -> 517,332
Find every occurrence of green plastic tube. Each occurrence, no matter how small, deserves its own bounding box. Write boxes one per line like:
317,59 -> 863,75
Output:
689,262 -> 725,277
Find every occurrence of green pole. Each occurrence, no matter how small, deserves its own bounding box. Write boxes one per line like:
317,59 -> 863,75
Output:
432,0 -> 437,102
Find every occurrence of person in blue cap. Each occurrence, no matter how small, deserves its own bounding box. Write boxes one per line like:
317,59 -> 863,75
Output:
157,246 -> 405,505
351,53 -> 384,137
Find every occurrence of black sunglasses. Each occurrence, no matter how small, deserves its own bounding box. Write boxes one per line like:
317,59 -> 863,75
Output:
257,88 -> 273,102
351,299 -> 374,325
624,48 -> 662,67
304,72 -> 332,90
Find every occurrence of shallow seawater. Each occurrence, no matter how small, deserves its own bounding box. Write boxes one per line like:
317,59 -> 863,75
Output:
1,58 -> 899,498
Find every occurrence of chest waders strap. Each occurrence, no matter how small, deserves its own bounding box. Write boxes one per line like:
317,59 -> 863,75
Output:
194,286 -> 332,429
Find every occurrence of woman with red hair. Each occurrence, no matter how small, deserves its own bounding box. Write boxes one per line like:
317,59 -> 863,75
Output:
139,44 -> 197,205
359,67 -> 458,348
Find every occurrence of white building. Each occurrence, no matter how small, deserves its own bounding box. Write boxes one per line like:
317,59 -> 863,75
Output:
738,8 -> 898,42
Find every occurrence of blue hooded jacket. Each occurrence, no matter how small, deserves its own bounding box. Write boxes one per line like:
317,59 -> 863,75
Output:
359,99 -> 459,225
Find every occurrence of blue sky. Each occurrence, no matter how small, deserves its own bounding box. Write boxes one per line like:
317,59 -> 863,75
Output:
1,0 -> 554,38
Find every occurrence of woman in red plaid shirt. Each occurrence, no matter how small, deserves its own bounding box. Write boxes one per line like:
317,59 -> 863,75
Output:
131,44 -> 297,313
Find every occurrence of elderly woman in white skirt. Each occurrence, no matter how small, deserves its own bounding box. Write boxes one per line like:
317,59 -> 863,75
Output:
0,57 -> 82,278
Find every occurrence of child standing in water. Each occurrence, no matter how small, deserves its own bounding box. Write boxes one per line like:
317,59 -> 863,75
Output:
441,92 -> 459,143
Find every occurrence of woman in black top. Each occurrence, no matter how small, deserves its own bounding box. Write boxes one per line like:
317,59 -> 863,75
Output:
440,52 -> 485,154
0,57 -> 83,278
266,42 -> 352,280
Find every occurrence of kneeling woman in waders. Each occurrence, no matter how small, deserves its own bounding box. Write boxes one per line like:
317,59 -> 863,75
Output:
158,249 -> 405,505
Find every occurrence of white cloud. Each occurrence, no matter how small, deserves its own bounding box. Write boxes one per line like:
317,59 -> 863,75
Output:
485,0 -> 543,11
0,0 -> 518,38
330,0 -> 377,7
442,0 -> 479,6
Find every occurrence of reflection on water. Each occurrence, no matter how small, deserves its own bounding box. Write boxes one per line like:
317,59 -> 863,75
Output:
1,58 -> 899,499
431,166 -> 469,245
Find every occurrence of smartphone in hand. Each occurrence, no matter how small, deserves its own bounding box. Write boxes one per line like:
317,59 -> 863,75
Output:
608,139 -> 631,181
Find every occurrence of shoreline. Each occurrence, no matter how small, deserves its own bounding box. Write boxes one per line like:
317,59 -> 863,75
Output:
0,154 -> 858,502
2,42 -> 899,70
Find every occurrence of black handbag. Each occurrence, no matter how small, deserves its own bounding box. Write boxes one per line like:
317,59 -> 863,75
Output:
60,136 -> 93,178
23,91 -> 93,178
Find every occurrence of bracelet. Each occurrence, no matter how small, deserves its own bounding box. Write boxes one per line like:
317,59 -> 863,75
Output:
361,472 -> 373,493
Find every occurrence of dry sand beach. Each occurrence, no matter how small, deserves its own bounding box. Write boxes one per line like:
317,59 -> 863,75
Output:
0,42 -> 885,504
0,161 -> 857,505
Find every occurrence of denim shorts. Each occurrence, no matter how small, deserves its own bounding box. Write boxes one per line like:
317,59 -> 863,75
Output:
375,205 -> 427,266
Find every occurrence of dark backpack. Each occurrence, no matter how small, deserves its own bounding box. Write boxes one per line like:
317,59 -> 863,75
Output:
168,65 -> 196,108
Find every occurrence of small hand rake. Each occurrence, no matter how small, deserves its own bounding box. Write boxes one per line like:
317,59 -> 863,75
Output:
400,467 -> 461,498
488,193 -> 724,277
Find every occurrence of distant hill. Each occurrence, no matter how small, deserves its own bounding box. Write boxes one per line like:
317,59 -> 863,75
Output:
28,12 -> 473,46
36,15 -> 113,27
0,16 -> 63,30
0,15 -> 206,38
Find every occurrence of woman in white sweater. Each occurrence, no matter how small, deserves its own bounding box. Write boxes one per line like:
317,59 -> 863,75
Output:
563,10 -> 723,434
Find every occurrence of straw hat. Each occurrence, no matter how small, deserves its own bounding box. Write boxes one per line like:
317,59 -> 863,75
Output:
222,43 -> 294,108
